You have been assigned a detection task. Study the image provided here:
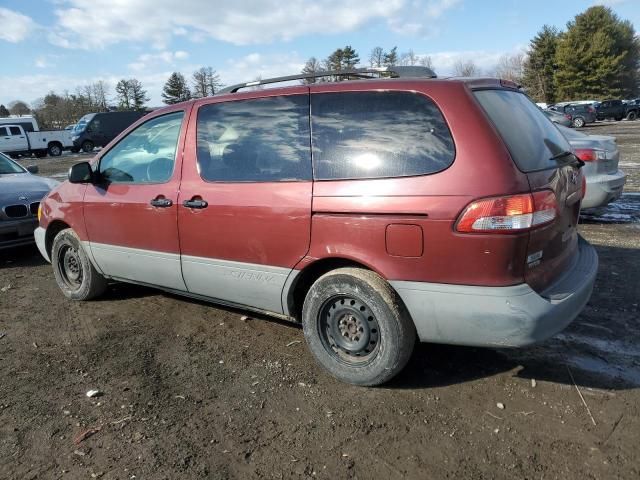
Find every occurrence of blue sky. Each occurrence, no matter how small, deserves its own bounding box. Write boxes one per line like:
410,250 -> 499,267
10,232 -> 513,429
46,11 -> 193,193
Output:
0,0 -> 637,107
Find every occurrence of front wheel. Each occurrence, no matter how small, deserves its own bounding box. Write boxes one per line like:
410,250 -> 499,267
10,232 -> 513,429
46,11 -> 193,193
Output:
52,229 -> 107,300
572,116 -> 585,128
302,268 -> 416,386
627,111 -> 637,121
81,140 -> 94,153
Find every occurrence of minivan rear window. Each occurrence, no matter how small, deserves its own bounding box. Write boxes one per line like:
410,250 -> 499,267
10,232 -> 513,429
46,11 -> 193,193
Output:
473,90 -> 572,172
311,91 -> 454,180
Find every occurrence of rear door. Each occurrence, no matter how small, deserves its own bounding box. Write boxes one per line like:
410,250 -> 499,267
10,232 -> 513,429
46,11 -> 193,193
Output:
178,89 -> 312,313
473,89 -> 582,292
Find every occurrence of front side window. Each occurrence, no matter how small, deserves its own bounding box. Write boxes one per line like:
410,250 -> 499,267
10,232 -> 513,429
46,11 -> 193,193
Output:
311,91 -> 455,180
99,111 -> 184,183
196,95 -> 311,182
9,126 -> 21,135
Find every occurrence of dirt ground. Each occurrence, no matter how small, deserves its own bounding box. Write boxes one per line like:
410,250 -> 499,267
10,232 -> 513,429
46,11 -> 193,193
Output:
2,121 -> 639,479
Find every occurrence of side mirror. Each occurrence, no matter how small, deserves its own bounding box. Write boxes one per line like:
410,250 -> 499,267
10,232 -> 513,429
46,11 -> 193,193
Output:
68,162 -> 94,183
26,165 -> 39,174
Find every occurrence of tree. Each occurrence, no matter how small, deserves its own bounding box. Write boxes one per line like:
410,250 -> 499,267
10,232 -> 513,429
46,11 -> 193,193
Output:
453,59 -> 480,77
400,49 -> 419,66
192,67 -> 223,97
91,81 -> 110,110
383,47 -> 398,67
0,104 -> 9,117
8,100 -> 30,116
521,25 -> 561,103
341,45 -> 360,69
369,47 -> 385,67
494,53 -> 526,83
554,6 -> 640,100
419,56 -> 434,70
162,72 -> 191,104
116,79 -> 149,110
300,57 -> 323,84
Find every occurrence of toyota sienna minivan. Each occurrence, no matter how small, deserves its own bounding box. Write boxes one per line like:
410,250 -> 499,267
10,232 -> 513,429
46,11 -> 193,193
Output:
35,67 -> 598,386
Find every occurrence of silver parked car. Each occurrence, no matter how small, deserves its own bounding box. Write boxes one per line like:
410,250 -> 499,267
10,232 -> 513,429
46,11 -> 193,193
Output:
556,125 -> 626,209
0,152 -> 59,249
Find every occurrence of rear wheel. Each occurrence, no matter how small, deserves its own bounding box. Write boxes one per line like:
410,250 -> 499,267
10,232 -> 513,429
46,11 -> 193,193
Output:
627,111 -> 637,121
52,229 -> 107,300
572,116 -> 585,128
81,140 -> 94,153
302,267 -> 416,386
48,142 -> 62,157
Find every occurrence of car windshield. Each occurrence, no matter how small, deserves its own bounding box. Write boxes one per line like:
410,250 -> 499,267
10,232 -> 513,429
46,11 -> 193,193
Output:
0,152 -> 26,174
74,114 -> 93,132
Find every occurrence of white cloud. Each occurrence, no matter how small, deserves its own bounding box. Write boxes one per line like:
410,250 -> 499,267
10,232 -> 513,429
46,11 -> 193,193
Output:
0,7 -> 35,43
427,47 -> 525,76
47,0 -> 460,49
128,50 -> 190,72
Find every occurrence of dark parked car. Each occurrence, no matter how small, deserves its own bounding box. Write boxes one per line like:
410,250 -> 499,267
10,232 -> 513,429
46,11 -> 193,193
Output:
0,152 -> 59,250
596,99 -> 626,121
71,111 -> 148,152
563,104 -> 597,128
543,108 -> 572,127
35,68 -> 597,386
623,99 -> 639,120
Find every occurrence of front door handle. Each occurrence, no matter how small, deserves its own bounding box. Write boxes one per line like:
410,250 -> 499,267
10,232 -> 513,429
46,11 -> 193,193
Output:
150,196 -> 173,208
183,197 -> 208,209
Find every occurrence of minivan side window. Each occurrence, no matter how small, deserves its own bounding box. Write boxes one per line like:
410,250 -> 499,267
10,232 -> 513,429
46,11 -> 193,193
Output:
196,95 -> 311,182
99,111 -> 184,183
311,91 -> 455,180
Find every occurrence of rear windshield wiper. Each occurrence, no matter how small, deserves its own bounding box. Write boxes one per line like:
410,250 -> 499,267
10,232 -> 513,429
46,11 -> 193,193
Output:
550,150 -> 585,168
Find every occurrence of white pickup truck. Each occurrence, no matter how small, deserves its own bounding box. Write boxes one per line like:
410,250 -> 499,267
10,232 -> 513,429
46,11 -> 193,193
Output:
0,124 -> 73,158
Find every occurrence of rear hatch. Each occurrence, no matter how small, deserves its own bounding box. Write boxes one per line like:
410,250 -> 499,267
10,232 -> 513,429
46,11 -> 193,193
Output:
473,88 -> 583,292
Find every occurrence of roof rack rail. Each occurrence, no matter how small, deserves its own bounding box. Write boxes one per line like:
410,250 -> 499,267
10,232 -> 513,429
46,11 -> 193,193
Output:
216,66 -> 437,94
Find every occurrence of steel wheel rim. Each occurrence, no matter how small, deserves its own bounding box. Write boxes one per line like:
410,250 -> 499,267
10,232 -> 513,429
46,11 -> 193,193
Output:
51,146 -> 61,156
57,244 -> 83,290
318,295 -> 381,366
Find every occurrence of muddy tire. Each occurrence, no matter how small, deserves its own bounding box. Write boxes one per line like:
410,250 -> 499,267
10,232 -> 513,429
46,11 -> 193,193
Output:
302,267 -> 416,386
52,229 -> 107,300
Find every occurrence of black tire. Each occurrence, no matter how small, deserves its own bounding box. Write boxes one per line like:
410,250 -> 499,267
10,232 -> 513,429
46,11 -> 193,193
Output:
627,111 -> 637,121
572,116 -> 585,128
48,142 -> 62,157
51,229 -> 107,300
81,140 -> 94,153
302,267 -> 416,386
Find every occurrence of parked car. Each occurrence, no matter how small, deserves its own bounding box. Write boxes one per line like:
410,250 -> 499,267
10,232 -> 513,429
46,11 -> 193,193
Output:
71,111 -> 148,152
556,125 -> 626,209
0,152 -> 59,250
0,124 -> 73,158
563,104 -> 597,128
623,99 -> 640,120
595,99 -> 626,121
543,108 -> 572,127
35,69 -> 597,386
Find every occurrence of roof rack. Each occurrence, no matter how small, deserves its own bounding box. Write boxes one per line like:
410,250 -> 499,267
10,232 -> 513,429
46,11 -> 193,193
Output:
217,66 -> 437,94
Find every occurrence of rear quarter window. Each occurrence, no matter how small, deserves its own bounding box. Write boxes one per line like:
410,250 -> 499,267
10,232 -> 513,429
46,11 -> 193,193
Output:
311,91 -> 455,180
473,89 -> 572,172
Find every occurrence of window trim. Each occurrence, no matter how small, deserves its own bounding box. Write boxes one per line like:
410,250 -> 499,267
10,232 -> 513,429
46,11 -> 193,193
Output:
310,90 -> 456,182
195,93 -> 312,184
97,110 -> 185,185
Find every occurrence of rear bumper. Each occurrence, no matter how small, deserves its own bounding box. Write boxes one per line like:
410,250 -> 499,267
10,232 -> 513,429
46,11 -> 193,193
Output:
582,169 -> 626,209
0,218 -> 38,250
391,237 -> 598,348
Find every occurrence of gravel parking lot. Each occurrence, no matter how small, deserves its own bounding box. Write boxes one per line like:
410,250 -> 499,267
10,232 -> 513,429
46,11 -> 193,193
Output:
2,121 -> 639,479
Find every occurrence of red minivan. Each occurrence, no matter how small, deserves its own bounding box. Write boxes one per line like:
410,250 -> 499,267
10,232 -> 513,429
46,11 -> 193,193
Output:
35,69 -> 598,385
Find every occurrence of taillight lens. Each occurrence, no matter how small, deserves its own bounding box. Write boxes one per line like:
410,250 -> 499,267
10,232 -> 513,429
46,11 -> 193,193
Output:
456,191 -> 558,234
574,148 -> 606,162
564,114 -> 572,120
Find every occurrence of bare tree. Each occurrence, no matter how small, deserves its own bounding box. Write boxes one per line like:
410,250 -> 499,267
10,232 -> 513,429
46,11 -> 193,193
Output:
192,67 -> 223,98
369,47 -> 385,67
493,53 -> 526,83
453,59 -> 480,77
301,57 -> 323,84
400,49 -> 419,66
419,56 -> 434,69
92,81 -> 110,110
8,100 -> 31,116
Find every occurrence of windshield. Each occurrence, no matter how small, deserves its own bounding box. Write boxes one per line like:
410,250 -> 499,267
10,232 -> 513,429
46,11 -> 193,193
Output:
474,89 -> 573,172
74,114 -> 94,132
0,152 -> 26,174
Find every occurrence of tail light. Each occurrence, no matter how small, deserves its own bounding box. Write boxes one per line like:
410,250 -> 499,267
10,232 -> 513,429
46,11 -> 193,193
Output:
588,106 -> 595,113
456,191 -> 558,234
574,148 -> 606,162
564,114 -> 572,120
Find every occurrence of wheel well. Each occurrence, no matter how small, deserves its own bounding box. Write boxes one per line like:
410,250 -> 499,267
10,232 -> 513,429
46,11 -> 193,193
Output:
48,141 -> 62,148
287,257 -> 372,321
45,221 -> 70,257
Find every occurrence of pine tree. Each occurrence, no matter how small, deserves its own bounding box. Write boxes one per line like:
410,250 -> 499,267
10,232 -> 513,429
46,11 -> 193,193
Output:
115,79 -> 132,110
383,47 -> 398,67
554,6 -> 640,100
0,104 -> 10,117
521,25 -> 560,103
341,45 -> 360,69
162,72 -> 191,104
129,79 -> 149,110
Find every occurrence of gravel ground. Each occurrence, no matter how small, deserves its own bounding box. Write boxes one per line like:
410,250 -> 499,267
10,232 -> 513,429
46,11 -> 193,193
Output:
2,121 -> 639,479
